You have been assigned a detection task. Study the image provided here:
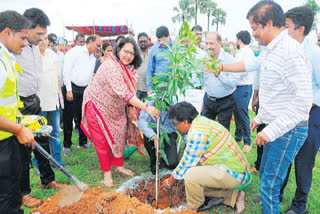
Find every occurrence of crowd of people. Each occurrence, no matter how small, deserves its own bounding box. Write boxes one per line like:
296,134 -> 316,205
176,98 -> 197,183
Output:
0,0 -> 319,214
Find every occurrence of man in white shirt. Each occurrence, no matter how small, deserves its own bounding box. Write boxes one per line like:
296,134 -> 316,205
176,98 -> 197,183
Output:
62,35 -> 101,155
233,30 -> 255,153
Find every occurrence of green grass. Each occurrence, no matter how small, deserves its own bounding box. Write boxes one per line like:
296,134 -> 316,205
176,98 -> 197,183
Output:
23,113 -> 320,213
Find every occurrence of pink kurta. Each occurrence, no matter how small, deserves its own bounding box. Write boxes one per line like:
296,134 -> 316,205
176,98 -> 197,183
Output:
81,55 -> 136,158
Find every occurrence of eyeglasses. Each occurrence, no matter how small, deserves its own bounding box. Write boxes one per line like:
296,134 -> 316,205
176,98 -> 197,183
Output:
122,49 -> 135,57
173,120 -> 183,127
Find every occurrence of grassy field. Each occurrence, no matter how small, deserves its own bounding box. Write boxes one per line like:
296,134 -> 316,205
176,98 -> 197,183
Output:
24,111 -> 320,213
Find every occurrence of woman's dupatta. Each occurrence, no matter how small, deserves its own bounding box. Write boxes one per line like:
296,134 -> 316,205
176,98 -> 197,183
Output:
110,54 -> 145,156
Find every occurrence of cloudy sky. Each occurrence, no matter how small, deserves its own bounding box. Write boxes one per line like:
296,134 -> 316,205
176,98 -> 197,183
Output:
1,0 -> 317,42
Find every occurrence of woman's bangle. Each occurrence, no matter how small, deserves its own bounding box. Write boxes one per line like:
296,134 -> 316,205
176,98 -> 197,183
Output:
220,63 -> 224,71
144,104 -> 149,111
14,124 -> 24,136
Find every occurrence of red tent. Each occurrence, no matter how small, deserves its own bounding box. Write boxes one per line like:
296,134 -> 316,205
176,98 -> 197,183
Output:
65,25 -> 129,37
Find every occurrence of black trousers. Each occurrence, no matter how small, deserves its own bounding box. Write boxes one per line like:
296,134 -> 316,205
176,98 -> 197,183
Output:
201,93 -> 235,130
62,83 -> 87,148
253,100 -> 265,171
136,90 -> 148,101
0,136 -> 24,214
144,132 -> 179,171
19,95 -> 55,195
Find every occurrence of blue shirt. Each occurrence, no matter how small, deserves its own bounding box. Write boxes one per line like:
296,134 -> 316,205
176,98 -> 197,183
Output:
137,100 -> 176,140
203,49 -> 239,98
302,39 -> 320,107
146,41 -> 173,91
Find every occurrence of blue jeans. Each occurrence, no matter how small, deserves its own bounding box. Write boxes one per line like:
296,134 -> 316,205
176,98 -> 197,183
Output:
42,110 -> 64,165
259,126 -> 308,214
233,85 -> 252,145
287,106 -> 320,213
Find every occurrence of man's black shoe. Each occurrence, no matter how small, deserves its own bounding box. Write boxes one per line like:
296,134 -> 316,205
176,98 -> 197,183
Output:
282,208 -> 308,214
197,197 -> 224,212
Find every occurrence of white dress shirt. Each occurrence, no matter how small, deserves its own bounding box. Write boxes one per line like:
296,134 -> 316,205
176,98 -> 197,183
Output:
63,45 -> 96,91
39,49 -> 60,111
235,45 -> 255,86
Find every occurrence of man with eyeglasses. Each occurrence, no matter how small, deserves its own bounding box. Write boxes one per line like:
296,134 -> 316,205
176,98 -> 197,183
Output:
62,35 -> 101,155
136,32 -> 149,101
161,102 -> 248,213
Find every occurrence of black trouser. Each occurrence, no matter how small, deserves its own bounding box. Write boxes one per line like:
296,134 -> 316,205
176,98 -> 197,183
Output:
144,132 -> 179,171
0,136 -> 24,214
136,90 -> 148,101
19,94 -> 55,195
253,100 -> 265,171
62,83 -> 87,148
201,93 -> 235,130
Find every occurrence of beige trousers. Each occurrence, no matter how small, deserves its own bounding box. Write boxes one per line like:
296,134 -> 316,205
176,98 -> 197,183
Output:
184,166 -> 241,210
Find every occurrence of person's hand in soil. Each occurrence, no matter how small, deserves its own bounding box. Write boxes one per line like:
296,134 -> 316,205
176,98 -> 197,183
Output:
160,175 -> 176,189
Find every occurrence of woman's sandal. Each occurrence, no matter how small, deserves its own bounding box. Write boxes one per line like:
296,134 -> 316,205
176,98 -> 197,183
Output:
115,167 -> 135,177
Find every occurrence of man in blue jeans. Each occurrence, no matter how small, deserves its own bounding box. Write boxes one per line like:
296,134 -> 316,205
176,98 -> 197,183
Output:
218,1 -> 313,213
280,7 -> 320,214
233,30 -> 255,153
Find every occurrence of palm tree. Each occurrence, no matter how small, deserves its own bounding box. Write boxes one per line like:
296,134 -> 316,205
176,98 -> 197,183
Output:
211,8 -> 227,32
305,0 -> 320,35
172,0 -> 193,24
199,0 -> 217,32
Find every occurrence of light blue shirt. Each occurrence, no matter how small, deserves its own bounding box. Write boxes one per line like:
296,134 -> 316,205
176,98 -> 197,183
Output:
250,39 -> 320,107
137,100 -> 176,140
302,39 -> 320,107
146,41 -> 173,91
203,49 -> 239,98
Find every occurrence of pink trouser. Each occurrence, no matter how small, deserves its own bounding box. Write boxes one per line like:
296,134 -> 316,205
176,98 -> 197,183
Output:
83,101 -> 123,172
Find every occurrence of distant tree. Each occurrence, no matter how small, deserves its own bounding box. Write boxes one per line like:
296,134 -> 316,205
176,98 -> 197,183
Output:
211,8 -> 227,32
199,0 -> 217,32
172,0 -> 194,24
305,0 -> 320,34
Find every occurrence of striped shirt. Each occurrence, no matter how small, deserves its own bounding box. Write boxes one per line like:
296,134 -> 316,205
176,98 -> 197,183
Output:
172,116 -> 248,184
244,30 -> 312,142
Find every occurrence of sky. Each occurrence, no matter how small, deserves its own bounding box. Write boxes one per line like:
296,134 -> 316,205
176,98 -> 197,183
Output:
1,0 -> 318,42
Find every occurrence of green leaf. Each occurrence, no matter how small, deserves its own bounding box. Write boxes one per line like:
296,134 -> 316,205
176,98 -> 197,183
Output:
148,123 -> 156,129
163,132 -> 170,145
159,149 -> 169,165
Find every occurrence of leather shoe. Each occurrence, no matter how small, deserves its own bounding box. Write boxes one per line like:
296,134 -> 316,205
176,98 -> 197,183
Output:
197,197 -> 224,212
282,208 -> 308,214
40,180 -> 67,190
22,194 -> 43,208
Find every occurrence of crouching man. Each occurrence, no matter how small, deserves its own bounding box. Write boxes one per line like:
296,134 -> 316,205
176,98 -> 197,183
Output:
161,102 -> 249,213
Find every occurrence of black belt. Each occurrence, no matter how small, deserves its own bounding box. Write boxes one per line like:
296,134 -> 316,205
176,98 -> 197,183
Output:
195,86 -> 202,89
20,94 -> 37,99
208,94 -> 232,102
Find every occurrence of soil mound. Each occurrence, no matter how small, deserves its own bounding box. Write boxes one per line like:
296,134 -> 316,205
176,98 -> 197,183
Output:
31,187 -> 199,214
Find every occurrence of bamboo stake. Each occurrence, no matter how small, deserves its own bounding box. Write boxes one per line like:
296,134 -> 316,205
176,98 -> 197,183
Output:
155,118 -> 160,208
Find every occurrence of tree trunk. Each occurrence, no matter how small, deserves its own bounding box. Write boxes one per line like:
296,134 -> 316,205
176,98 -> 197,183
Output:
207,13 -> 210,32
155,118 -> 160,208
195,1 -> 198,25
216,22 -> 219,32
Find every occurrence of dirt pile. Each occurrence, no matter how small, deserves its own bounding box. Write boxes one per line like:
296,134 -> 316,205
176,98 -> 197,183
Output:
31,186 -> 199,214
124,174 -> 186,210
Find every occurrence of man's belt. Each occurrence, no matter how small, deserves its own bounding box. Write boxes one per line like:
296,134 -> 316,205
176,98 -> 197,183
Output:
208,94 -> 232,102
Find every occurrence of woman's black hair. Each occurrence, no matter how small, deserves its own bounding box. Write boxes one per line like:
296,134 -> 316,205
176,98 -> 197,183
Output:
114,37 -> 142,69
102,41 -> 112,51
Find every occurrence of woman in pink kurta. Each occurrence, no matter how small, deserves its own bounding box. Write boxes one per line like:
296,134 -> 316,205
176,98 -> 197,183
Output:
81,38 -> 160,187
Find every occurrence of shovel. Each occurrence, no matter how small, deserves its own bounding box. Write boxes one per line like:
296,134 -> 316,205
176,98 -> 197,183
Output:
34,140 -> 88,192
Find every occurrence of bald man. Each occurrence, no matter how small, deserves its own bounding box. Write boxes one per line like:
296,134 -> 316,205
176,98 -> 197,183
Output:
202,32 -> 239,130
